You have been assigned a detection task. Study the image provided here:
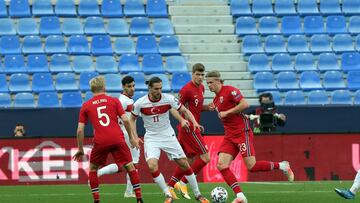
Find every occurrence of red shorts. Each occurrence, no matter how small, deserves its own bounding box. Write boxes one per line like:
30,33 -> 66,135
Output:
178,128 -> 208,158
218,130 -> 255,158
90,142 -> 132,167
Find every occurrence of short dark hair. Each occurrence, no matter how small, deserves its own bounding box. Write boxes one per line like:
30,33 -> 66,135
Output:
259,93 -> 273,103
122,75 -> 135,86
145,76 -> 162,87
192,63 -> 205,73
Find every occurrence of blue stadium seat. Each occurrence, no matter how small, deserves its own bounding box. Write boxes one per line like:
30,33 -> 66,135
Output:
331,90 -> 352,105
297,0 -> 319,15
307,90 -> 329,105
56,73 -> 78,91
84,17 -> 105,35
104,74 -> 122,92
0,35 -> 21,55
61,91 -> 83,107
107,92 -> 121,98
333,34 -> 354,53
152,19 -> 174,36
27,55 -> 49,73
326,16 -> 347,35
252,0 -> 274,16
347,71 -> 360,90
14,93 -> 35,108
0,93 -> 11,108
124,0 -> 145,17
73,56 -> 94,73
9,73 -> 31,92
32,73 -> 54,92
343,0 -> 360,15
119,54 -> 141,73
40,16 -> 61,36
242,35 -> 264,55
264,35 -> 287,54
354,90 -> 360,105
149,73 -> 171,92
32,0 -> 54,16
142,54 -> 165,74
9,0 -> 31,17
230,0 -> 251,17
4,55 -> 26,74
133,91 -> 147,101
96,56 -> 118,73
310,34 -> 332,53
62,18 -> 84,35
91,35 -> 113,56
130,17 -> 152,36
275,0 -> 297,15
79,72 -> 99,91
147,0 -> 168,18
287,35 -> 310,54
0,19 -> 16,35
356,35 -> 360,51
294,53 -> 317,71
78,0 -> 100,16
320,0 -> 341,15
0,0 -> 7,17
0,74 -> 7,93
342,52 -> 360,72
271,53 -> 294,72
101,0 -> 123,17
136,36 -> 158,55
284,90 -> 306,105
38,92 -> 60,108
318,53 -> 341,72
107,19 -> 129,36
299,71 -> 322,90
349,16 -> 360,35
45,35 -> 67,54
281,16 -> 303,36
266,91 -> 283,105
17,18 -> 38,36
304,16 -> 325,35
55,0 -> 77,16
248,54 -> 271,73
259,16 -> 280,35
22,36 -> 43,54
84,91 -> 93,101
128,72 -> 147,90
165,56 -> 187,73
253,72 -> 277,91
236,17 -> 257,36
159,35 -> 181,55
50,54 -> 72,73
68,35 -> 90,55
114,38 -> 136,55
277,71 -> 299,91
323,71 -> 346,90
172,72 -> 191,92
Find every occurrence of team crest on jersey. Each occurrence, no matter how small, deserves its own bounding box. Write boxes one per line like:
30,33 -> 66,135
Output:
220,96 -> 224,103
231,90 -> 237,96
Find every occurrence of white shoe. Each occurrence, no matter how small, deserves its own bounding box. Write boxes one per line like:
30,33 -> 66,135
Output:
231,197 -> 248,203
124,192 -> 136,198
281,161 -> 294,182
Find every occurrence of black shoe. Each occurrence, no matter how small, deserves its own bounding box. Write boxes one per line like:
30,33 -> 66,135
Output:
136,198 -> 144,203
94,200 -> 100,203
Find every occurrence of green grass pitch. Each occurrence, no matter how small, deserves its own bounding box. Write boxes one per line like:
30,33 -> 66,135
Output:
0,181 -> 355,203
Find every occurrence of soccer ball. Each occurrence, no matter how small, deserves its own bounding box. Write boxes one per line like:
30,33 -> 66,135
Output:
211,187 -> 228,203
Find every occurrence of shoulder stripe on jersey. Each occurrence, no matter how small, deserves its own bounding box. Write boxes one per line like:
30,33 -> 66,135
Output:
131,112 -> 138,117
140,104 -> 171,116
126,104 -> 134,112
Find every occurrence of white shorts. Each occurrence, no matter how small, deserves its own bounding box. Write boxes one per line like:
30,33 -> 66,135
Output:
144,135 -> 186,161
124,133 -> 140,164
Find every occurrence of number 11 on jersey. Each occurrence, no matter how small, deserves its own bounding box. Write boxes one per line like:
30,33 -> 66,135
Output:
153,115 -> 159,122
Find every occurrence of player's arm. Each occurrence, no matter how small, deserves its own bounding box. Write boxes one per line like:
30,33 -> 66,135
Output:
73,122 -> 85,161
120,114 -> 141,149
219,99 -> 249,119
170,108 -> 190,132
178,106 -> 204,132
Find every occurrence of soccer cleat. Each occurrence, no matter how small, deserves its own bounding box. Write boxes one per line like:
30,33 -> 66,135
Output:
124,191 -> 136,198
281,161 -> 295,182
136,198 -> 144,203
174,182 -> 191,199
94,200 -> 100,203
195,195 -> 210,203
335,188 -> 355,199
169,187 -> 179,200
164,195 -> 174,203
231,197 -> 248,203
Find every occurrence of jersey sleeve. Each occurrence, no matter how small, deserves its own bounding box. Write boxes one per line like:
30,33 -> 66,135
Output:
178,87 -> 190,104
131,100 -> 141,117
78,106 -> 88,124
229,86 -> 244,103
167,94 -> 182,110
115,98 -> 126,117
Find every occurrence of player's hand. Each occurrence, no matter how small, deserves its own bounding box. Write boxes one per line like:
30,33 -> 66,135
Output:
218,111 -> 230,119
72,150 -> 84,162
180,119 -> 191,133
208,103 -> 216,111
130,137 -> 142,149
193,122 -> 204,133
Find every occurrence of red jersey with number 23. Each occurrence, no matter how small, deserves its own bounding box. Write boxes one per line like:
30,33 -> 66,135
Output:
79,94 -> 126,145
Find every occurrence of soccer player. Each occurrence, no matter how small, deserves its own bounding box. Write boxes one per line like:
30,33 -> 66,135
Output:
97,76 -> 141,198
73,76 -> 143,203
335,169 -> 360,199
130,76 -> 209,203
205,71 -> 294,203
168,63 -> 212,200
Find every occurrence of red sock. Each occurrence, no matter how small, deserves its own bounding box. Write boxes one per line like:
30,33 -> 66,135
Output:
250,161 -> 279,172
168,166 -> 185,187
219,168 -> 242,194
89,171 -> 100,201
128,170 -> 142,199
181,158 -> 207,184
151,170 -> 160,178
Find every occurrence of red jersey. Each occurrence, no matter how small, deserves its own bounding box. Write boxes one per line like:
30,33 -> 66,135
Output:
78,94 -> 126,145
178,81 -> 204,123
213,85 -> 251,137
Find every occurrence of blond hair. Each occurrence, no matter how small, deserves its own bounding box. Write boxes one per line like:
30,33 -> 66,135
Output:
205,70 -> 224,83
90,76 -> 105,93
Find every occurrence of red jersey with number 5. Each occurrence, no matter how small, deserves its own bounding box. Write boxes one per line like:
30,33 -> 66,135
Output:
78,94 -> 126,145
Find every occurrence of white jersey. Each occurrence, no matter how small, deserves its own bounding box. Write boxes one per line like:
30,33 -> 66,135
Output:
118,93 -> 134,134
132,93 -> 182,141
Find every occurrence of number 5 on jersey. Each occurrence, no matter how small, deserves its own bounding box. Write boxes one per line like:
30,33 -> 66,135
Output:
97,106 -> 110,126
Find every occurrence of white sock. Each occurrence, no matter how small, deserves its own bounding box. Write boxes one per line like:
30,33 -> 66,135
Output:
236,192 -> 247,200
97,164 -> 119,177
153,173 -> 171,196
185,173 -> 201,197
125,173 -> 133,194
350,170 -> 360,194
279,162 -> 287,171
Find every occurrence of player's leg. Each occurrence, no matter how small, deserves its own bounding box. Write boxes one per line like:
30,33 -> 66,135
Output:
89,145 -> 108,203
124,163 -> 143,203
125,147 -> 141,198
97,163 -> 121,177
335,169 -> 360,199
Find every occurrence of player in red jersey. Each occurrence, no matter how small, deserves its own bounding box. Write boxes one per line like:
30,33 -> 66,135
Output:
205,71 -> 294,203
72,76 -> 143,203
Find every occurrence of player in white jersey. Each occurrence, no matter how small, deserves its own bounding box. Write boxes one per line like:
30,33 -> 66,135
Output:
97,76 -> 141,198
130,76 -> 209,203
